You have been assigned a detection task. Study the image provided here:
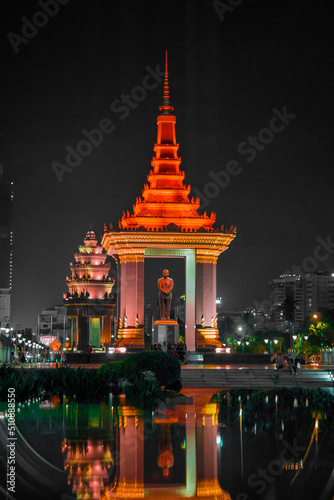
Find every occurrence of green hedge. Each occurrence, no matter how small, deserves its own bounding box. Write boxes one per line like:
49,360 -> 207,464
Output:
0,352 -> 181,403
121,350 -> 180,386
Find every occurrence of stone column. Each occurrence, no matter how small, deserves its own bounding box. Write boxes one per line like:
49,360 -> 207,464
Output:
185,250 -> 196,352
116,406 -> 145,497
196,262 -> 217,325
117,255 -> 145,348
195,258 -> 222,350
119,259 -> 144,326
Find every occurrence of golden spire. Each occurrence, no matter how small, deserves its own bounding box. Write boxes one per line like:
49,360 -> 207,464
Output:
160,50 -> 173,114
163,50 -> 170,104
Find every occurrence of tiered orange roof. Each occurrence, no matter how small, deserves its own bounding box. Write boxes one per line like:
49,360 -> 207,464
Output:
119,51 -> 217,232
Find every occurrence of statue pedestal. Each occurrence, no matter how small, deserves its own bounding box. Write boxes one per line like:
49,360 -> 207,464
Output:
153,320 -> 179,349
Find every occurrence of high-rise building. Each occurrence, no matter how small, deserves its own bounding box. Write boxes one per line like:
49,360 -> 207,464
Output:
269,274 -> 304,332
38,305 -> 70,346
305,271 -> 334,314
0,164 -> 13,319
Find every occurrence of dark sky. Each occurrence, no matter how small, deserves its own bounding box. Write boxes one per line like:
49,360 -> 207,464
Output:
1,0 -> 334,329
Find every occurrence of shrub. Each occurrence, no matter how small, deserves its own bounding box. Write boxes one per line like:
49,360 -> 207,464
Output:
44,366 -> 105,403
97,361 -> 125,395
122,375 -> 167,408
0,367 -> 46,402
121,351 -> 180,386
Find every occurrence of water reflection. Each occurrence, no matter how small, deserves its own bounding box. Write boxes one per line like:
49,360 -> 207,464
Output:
214,388 -> 334,500
62,403 -> 116,499
1,388 -> 333,499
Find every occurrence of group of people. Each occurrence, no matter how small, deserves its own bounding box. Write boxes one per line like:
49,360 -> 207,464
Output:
150,341 -> 188,364
171,342 -> 187,364
274,351 -> 301,375
9,345 -> 26,364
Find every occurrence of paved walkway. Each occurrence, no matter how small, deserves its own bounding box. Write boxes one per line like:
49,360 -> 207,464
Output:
181,366 -> 334,388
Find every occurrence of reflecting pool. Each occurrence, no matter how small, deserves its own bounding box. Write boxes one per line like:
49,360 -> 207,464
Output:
0,387 -> 333,499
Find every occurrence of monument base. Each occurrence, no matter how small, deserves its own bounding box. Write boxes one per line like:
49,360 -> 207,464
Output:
114,328 -> 145,349
153,320 -> 179,350
196,327 -> 223,351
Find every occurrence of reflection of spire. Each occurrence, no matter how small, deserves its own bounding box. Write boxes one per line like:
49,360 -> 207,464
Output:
158,423 -> 174,477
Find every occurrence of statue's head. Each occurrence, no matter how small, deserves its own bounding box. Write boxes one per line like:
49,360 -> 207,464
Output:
163,269 -> 169,278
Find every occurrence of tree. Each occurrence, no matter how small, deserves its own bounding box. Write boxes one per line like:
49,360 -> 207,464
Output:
299,313 -> 334,355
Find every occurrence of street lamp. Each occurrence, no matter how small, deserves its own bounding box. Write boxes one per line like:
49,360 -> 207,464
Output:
264,338 -> 273,353
298,334 -> 309,360
238,326 -> 245,353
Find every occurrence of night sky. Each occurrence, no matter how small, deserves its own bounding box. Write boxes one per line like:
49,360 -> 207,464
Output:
1,0 -> 334,329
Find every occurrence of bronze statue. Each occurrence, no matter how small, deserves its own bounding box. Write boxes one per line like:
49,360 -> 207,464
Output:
158,269 -> 174,320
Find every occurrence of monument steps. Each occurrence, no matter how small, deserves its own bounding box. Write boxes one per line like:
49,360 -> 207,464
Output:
181,368 -> 334,388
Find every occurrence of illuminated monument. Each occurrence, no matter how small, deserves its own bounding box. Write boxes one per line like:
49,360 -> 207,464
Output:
102,52 -> 236,352
64,229 -> 116,349
62,392 -> 231,499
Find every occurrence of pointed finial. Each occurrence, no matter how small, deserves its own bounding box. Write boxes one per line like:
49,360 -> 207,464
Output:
163,50 -> 170,104
160,50 -> 174,114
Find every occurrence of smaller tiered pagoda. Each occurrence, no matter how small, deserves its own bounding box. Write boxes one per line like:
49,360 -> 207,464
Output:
64,229 -> 116,349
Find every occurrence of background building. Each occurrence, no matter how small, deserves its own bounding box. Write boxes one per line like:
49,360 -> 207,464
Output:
38,305 -> 70,346
243,304 -> 271,331
305,271 -> 334,315
0,164 -> 13,318
269,274 -> 304,332
269,272 -> 334,332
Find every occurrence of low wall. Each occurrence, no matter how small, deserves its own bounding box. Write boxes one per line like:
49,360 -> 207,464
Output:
202,353 -> 272,364
64,352 -> 129,365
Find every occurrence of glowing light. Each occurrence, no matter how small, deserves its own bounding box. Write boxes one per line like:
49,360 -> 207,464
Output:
116,347 -> 127,353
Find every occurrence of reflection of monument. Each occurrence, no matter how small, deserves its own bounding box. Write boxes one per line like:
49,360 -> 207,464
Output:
63,438 -> 114,498
64,229 -> 116,350
158,269 -> 174,320
102,53 -> 236,351
109,392 -> 231,498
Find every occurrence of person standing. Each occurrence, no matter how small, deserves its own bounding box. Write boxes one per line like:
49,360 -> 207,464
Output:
287,352 -> 297,375
87,345 -> 93,363
275,352 -> 284,370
